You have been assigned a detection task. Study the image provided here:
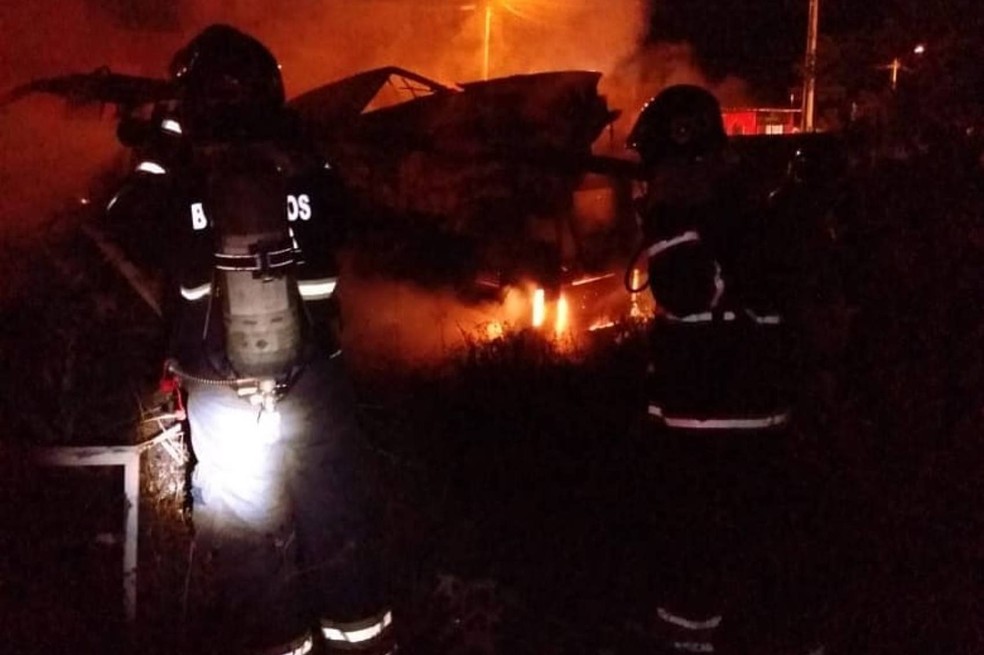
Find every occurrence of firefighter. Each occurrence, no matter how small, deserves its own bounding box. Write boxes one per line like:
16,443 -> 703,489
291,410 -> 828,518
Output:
108,25 -> 394,655
623,85 -> 825,655
763,138 -> 857,403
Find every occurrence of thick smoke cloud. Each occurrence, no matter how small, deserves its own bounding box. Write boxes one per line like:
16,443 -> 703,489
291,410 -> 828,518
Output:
1,0 -> 652,238
601,41 -> 754,151
1,0 -> 753,236
0,1 -> 750,361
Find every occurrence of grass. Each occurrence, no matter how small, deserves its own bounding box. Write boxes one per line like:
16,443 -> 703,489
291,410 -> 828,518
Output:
2,144 -> 984,654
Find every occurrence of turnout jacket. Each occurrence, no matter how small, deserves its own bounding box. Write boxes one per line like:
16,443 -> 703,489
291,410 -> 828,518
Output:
106,111 -> 351,382
640,159 -> 793,431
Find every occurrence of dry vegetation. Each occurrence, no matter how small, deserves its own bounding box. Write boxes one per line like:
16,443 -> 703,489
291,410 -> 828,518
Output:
2,142 -> 984,654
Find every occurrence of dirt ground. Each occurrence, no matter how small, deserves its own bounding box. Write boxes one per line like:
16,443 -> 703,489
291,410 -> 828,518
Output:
2,140 -> 983,654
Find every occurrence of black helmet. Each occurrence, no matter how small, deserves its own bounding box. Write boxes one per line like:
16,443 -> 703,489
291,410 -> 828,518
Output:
169,24 -> 285,139
627,85 -> 727,165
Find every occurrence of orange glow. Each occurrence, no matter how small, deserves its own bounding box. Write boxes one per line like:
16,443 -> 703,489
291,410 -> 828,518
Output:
588,318 -> 616,331
483,3 -> 493,80
485,321 -> 505,340
630,268 -> 643,318
554,293 -> 569,334
571,272 -> 616,287
337,267 -> 651,367
532,287 -> 546,327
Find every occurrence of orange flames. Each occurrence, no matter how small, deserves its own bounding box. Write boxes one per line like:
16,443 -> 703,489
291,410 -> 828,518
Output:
554,293 -> 569,335
529,286 -> 571,336
531,287 -> 546,328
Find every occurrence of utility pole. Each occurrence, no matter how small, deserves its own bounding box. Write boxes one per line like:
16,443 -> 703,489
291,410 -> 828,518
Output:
801,0 -> 820,131
878,57 -> 909,91
482,1 -> 493,80
887,57 -> 902,90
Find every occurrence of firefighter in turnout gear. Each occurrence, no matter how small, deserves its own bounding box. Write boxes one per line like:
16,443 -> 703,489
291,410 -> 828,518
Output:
624,85 -> 826,655
107,25 -> 394,655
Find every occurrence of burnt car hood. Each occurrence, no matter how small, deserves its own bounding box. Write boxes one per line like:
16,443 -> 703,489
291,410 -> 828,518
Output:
289,66 -> 618,161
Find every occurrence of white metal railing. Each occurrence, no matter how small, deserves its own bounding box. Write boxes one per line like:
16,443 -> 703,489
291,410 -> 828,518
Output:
34,423 -> 184,623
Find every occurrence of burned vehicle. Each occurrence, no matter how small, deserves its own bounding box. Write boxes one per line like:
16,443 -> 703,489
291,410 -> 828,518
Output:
4,64 -> 643,335
290,67 -> 643,331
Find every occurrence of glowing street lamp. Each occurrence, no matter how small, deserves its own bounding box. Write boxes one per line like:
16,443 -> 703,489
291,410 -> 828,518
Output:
879,43 -> 925,91
461,1 -> 498,80
463,0 -> 561,80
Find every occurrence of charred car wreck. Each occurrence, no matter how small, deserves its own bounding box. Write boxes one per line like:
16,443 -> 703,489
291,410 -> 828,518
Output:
6,64 -> 640,332
291,66 -> 631,304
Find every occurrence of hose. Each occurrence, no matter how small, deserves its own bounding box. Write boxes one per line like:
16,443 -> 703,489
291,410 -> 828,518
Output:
165,359 -> 253,388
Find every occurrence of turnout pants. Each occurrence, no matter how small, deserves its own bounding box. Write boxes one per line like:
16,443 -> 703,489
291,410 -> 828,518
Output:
187,355 -> 388,653
627,426 -> 825,654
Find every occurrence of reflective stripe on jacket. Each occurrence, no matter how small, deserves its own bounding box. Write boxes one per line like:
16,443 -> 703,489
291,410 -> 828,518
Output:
644,221 -> 793,429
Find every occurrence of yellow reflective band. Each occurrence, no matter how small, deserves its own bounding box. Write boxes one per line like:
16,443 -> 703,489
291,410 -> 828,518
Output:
161,118 -> 183,135
646,230 -> 700,259
261,635 -> 314,655
322,610 -> 393,644
649,405 -> 791,430
298,277 -> 338,300
285,636 -> 314,655
664,311 -> 736,323
658,608 -> 723,630
673,641 -> 715,653
180,282 -> 211,301
136,161 -> 167,175
106,191 -> 122,212
744,309 -> 782,324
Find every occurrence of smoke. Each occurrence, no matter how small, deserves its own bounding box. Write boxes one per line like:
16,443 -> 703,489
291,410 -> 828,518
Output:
180,0 -> 654,95
0,0 -> 752,362
1,0 -> 652,237
0,2 -> 178,241
599,41 -> 754,153
336,260 -> 538,368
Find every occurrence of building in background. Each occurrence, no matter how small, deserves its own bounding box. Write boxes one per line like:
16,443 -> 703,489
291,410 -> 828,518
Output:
722,107 -> 801,135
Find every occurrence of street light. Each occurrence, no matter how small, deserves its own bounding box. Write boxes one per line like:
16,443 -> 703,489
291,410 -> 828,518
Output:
464,0 -> 563,80
879,43 -> 925,91
462,1 -> 502,80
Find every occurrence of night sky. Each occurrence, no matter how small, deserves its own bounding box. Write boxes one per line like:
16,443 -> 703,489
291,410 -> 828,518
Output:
648,0 -> 888,101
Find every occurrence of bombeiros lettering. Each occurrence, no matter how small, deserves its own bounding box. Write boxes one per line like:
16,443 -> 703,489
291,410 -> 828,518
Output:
191,193 -> 311,229
287,193 -> 311,222
191,202 -> 208,230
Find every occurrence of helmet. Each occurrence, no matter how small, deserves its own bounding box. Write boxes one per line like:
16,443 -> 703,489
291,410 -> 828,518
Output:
627,85 -> 727,165
169,24 -> 285,139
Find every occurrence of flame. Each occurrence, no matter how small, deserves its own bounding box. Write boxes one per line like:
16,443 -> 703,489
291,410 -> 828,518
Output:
485,321 -> 505,340
630,268 -> 643,318
532,287 -> 546,328
554,293 -> 569,335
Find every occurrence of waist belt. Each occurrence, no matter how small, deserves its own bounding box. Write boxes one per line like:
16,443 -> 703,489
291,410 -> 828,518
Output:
214,241 -> 296,275
648,404 -> 791,430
